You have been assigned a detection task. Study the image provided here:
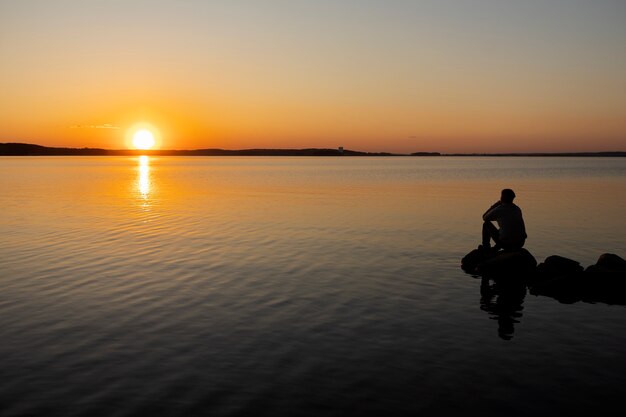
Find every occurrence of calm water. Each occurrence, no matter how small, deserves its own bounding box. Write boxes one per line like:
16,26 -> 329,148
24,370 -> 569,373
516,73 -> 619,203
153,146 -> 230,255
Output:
1,156 -> 625,417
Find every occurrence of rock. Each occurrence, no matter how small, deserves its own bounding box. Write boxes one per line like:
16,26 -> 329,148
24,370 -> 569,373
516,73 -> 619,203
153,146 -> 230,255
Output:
537,255 -> 584,277
585,253 -> 626,277
529,255 -> 585,304
582,253 -> 626,305
461,247 -> 537,278
461,247 -> 495,274
476,249 -> 537,278
597,253 -> 626,270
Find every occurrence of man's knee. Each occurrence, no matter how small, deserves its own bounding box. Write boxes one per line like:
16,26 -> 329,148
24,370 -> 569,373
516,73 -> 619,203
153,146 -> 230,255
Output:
483,221 -> 497,233
482,221 -> 499,244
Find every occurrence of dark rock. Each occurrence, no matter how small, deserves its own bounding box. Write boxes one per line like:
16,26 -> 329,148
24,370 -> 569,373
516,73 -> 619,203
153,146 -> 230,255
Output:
461,247 -> 537,278
597,253 -> 626,271
536,255 -> 584,277
529,255 -> 585,304
582,253 -> 626,305
461,247 -> 496,274
476,249 -> 537,278
585,253 -> 626,277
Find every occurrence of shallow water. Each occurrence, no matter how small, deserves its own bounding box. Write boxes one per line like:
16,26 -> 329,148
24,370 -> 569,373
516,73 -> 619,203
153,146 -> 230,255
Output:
1,156 -> 625,416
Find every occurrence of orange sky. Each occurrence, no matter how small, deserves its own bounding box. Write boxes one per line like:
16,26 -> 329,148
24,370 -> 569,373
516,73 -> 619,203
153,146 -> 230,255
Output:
1,1 -> 625,153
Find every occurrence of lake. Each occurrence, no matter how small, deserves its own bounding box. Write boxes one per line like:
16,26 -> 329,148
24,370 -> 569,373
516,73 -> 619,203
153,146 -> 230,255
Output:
1,156 -> 625,416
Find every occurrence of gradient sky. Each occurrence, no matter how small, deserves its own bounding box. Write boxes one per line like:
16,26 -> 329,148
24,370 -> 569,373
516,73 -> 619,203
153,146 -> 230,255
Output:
1,0 -> 625,152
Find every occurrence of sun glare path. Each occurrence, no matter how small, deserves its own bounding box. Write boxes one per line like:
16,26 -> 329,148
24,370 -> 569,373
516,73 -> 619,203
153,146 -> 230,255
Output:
138,155 -> 150,198
132,129 -> 156,150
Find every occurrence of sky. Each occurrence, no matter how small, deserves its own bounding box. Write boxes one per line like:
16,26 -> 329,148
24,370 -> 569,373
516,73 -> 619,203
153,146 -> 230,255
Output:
1,0 -> 625,153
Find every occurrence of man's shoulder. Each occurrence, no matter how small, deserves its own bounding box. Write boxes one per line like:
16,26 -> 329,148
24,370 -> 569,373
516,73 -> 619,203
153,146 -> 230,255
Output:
500,203 -> 523,214
508,203 -> 524,216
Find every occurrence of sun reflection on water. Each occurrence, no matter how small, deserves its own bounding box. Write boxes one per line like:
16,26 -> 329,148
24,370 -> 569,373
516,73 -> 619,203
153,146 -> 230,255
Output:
138,155 -> 150,198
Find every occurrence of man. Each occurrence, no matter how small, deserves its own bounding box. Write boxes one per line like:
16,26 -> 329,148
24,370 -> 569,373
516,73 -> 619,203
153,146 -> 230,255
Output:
481,189 -> 527,251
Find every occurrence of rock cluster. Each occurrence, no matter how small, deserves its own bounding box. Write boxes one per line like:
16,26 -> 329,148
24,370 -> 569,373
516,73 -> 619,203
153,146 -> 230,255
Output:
461,248 -> 626,305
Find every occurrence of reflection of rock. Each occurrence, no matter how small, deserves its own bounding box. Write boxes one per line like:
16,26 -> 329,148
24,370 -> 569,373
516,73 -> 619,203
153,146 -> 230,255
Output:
461,248 -> 537,278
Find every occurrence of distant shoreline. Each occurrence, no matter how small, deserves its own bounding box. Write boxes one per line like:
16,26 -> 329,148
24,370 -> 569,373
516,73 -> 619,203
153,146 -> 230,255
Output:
1,143 -> 625,157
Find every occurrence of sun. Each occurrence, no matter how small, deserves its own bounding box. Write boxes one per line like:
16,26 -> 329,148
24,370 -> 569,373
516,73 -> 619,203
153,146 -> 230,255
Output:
132,129 -> 156,150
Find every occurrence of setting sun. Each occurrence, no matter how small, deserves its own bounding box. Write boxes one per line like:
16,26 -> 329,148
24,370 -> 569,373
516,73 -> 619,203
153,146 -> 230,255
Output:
132,130 -> 156,150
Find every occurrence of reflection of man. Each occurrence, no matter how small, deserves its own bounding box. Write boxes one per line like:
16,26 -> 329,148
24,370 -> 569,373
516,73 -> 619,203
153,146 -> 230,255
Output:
481,189 -> 527,251
480,278 -> 526,341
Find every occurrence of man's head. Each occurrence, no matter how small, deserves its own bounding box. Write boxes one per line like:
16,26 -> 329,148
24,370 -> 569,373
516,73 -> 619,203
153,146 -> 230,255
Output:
501,188 -> 516,204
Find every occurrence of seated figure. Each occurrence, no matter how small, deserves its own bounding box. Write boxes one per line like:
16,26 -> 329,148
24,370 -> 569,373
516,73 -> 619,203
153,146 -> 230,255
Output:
481,188 -> 527,251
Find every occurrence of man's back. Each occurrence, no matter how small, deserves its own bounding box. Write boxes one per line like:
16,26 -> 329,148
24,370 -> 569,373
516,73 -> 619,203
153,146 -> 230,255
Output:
483,203 -> 527,244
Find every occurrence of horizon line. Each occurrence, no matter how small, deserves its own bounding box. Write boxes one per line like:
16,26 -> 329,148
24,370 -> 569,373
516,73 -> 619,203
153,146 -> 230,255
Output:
1,142 -> 625,157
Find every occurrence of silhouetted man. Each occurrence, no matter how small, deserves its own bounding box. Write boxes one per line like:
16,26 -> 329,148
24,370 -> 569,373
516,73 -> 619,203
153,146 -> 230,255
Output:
481,189 -> 527,251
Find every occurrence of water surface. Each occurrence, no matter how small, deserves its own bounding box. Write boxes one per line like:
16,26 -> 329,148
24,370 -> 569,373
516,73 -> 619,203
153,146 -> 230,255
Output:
1,156 -> 625,416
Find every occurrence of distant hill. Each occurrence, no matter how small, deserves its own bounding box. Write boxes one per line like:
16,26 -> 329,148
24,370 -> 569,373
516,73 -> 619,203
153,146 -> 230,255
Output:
0,143 -> 403,156
0,143 -> 398,156
410,152 -> 442,156
444,152 -> 626,157
0,143 -> 118,156
0,143 -> 624,157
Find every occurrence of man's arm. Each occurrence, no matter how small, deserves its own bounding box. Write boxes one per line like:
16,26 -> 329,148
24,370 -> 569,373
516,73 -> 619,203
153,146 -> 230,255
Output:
482,201 -> 501,221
